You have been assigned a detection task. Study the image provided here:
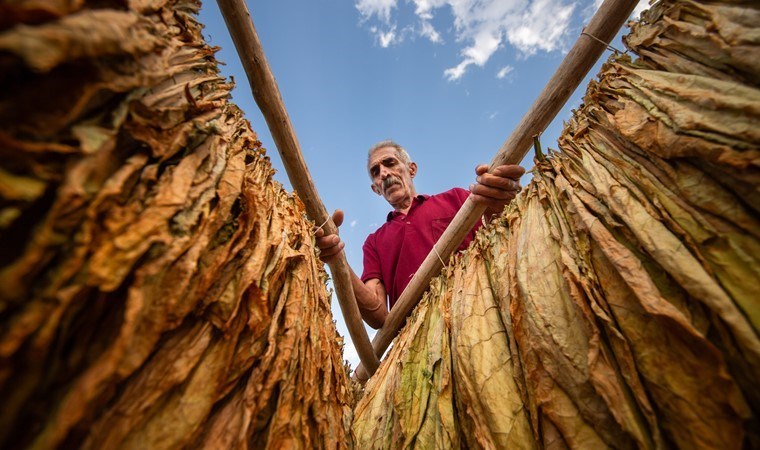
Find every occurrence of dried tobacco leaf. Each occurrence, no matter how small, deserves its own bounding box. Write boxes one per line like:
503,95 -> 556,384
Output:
449,246 -> 535,449
352,277 -> 458,449
0,0 -> 354,449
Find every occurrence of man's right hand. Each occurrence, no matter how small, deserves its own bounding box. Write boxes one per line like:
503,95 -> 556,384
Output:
314,209 -> 388,328
314,209 -> 345,264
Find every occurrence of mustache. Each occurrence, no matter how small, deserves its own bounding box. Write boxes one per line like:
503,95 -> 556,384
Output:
382,176 -> 402,192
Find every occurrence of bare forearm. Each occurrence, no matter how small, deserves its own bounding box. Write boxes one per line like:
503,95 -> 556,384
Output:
349,269 -> 388,329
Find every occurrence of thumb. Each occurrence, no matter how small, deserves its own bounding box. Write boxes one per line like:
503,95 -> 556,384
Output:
332,209 -> 344,228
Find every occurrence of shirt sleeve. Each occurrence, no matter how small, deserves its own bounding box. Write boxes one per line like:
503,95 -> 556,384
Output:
361,233 -> 382,283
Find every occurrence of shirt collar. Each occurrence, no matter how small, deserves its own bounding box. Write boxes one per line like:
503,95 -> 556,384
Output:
386,194 -> 429,222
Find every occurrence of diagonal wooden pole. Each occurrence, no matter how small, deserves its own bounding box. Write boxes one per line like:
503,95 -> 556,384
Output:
217,0 -> 380,373
355,0 -> 639,380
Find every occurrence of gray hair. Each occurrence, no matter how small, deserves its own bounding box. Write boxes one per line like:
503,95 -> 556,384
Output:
367,140 -> 412,167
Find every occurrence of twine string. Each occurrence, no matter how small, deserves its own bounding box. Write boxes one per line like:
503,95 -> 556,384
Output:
432,244 -> 446,267
312,216 -> 331,235
581,30 -> 624,55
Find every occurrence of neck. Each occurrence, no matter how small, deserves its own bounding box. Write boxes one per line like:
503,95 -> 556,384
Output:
391,190 -> 417,215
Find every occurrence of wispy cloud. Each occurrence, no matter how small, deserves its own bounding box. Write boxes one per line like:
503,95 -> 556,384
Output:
377,25 -> 399,47
444,28 -> 502,81
496,64 -> 514,79
505,0 -> 575,58
358,0 -> 401,47
413,0 -> 447,43
419,21 -> 443,43
350,220 -> 358,228
356,0 -> 578,80
356,0 -> 397,23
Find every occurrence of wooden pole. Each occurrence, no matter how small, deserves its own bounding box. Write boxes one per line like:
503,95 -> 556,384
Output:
217,0 -> 380,373
355,0 -> 639,380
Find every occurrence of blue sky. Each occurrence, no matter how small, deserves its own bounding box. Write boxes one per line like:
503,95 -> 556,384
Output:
199,0 -> 647,367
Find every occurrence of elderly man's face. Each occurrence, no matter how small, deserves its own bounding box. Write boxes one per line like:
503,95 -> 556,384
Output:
368,146 -> 417,209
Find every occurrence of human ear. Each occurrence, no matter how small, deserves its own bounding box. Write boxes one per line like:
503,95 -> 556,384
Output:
409,162 -> 418,178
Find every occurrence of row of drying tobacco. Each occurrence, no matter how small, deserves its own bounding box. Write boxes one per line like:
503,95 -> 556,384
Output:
0,0 -> 354,448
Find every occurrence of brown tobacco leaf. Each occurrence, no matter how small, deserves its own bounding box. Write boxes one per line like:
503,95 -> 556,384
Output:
0,0 -> 354,449
352,277 -> 458,449
551,152 -> 750,449
0,0 -> 85,30
508,186 -> 643,449
0,10 -> 163,72
449,246 -> 535,449
624,0 -> 760,86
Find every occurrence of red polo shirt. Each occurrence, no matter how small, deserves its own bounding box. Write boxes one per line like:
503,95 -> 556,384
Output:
361,187 -> 481,310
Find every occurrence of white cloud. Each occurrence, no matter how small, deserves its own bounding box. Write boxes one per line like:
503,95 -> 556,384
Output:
413,0 -> 447,43
377,25 -> 399,47
356,0 -> 578,80
445,28 -> 502,81
419,21 -> 443,43
359,0 -> 402,47
488,111 -> 499,120
443,61 -> 469,81
505,0 -> 576,56
439,0 -> 576,79
496,64 -> 514,79
356,0 -> 398,23
413,0 -> 447,19
350,220 -> 358,228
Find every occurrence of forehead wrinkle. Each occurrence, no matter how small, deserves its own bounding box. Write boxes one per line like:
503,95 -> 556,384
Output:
368,156 -> 399,174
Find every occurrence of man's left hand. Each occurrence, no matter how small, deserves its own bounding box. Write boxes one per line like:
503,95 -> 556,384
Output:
469,164 -> 526,217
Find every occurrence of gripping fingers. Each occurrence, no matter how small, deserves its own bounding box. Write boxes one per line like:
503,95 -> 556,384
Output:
316,235 -> 344,262
316,234 -> 340,250
313,210 -> 346,263
469,193 -> 513,210
475,164 -> 525,179
320,241 -> 345,259
476,173 -> 520,192
470,183 -> 515,200
491,164 -> 526,179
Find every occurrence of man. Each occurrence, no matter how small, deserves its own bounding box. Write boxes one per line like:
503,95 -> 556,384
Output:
315,140 -> 524,329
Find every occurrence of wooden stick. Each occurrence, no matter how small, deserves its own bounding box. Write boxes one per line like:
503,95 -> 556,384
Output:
355,0 -> 639,380
217,0 -> 380,373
